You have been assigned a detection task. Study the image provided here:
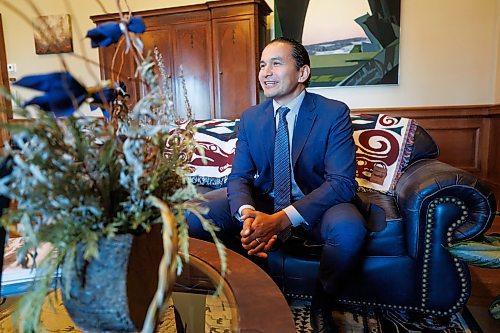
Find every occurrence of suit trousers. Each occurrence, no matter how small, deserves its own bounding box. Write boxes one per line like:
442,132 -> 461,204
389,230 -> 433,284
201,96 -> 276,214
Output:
186,189 -> 367,297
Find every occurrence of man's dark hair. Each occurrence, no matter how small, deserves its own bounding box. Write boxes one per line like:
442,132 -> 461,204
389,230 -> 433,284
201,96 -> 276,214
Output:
269,37 -> 311,87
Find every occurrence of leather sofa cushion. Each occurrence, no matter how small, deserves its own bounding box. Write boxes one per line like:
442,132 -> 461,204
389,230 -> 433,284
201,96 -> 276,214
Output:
272,192 -> 406,259
358,192 -> 406,256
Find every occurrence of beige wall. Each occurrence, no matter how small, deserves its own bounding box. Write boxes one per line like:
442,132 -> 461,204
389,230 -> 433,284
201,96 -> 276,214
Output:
0,0 -> 499,110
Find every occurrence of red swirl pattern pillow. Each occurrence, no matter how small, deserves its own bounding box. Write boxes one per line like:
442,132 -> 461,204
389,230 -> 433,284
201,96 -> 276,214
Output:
352,114 -> 417,194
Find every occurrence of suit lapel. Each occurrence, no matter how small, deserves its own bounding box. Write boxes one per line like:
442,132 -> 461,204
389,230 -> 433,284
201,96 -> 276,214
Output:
260,103 -> 276,167
292,93 -> 317,167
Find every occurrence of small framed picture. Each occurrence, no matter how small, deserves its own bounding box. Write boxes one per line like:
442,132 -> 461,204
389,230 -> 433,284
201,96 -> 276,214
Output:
33,14 -> 73,55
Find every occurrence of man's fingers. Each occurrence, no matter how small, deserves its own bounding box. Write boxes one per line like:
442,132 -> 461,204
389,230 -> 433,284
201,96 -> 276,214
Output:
241,235 -> 259,249
241,240 -> 253,250
240,212 -> 256,220
252,251 -> 268,259
241,237 -> 250,246
263,235 -> 278,251
245,234 -> 279,257
241,234 -> 256,246
248,241 -> 266,255
240,218 -> 254,237
242,236 -> 265,251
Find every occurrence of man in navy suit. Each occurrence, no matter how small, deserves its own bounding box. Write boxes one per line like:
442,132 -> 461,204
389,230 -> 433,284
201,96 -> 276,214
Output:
188,37 -> 367,333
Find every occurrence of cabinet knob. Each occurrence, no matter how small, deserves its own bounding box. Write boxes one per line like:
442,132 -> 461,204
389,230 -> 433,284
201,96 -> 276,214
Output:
167,75 -> 172,79
219,71 -> 223,75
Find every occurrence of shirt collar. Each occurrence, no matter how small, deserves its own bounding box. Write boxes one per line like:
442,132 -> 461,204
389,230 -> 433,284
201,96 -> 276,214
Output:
273,90 -> 306,116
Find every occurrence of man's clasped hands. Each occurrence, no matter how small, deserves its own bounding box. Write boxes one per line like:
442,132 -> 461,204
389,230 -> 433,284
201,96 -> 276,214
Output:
239,208 -> 291,258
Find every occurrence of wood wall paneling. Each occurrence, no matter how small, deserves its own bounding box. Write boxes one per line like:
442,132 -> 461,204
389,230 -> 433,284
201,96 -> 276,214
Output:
485,110 -> 500,206
418,118 -> 483,173
486,107 -> 500,186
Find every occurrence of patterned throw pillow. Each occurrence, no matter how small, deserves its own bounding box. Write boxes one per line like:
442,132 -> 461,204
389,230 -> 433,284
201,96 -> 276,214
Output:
352,114 -> 417,194
185,119 -> 239,188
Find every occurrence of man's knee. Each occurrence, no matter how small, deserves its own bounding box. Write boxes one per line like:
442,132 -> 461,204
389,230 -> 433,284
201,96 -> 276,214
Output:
320,203 -> 367,244
186,208 -> 212,241
186,195 -> 235,241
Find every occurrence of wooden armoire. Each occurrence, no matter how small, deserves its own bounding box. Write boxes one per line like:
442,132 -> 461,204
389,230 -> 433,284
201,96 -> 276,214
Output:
91,0 -> 271,120
0,15 -> 11,148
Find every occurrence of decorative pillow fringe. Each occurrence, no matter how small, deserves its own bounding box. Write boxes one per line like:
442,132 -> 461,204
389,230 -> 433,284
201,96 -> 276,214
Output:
188,175 -> 229,189
388,119 -> 418,194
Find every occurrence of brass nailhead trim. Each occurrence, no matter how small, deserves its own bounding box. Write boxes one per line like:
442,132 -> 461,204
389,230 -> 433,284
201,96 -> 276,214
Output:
336,196 -> 470,316
421,196 -> 469,311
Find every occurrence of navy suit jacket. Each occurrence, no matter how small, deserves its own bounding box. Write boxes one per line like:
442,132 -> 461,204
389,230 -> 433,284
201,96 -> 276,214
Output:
227,92 -> 358,225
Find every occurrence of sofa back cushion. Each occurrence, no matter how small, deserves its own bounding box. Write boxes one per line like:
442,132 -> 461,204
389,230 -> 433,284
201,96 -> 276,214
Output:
407,125 -> 439,165
180,114 -> 429,194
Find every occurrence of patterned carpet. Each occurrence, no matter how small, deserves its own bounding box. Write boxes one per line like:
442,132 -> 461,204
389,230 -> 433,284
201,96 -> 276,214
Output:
290,300 -> 482,333
0,294 -> 483,332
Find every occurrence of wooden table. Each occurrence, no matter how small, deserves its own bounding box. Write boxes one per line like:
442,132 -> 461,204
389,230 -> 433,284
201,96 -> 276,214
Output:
188,238 -> 296,332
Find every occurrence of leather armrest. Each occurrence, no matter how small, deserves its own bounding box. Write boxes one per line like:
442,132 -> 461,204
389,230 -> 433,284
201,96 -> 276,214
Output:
395,159 -> 496,259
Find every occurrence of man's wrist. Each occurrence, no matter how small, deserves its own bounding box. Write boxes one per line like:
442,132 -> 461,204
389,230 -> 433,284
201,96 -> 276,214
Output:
283,205 -> 307,227
277,210 -> 291,230
277,224 -> 292,242
237,204 -> 255,222
276,210 -> 292,242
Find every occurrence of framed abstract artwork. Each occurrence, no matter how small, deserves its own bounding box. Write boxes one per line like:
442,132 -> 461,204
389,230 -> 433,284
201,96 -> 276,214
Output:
274,0 -> 401,87
33,14 -> 73,55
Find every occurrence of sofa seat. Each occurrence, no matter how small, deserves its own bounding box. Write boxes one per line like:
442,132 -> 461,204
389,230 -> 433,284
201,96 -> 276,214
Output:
271,191 -> 406,260
267,190 -> 408,300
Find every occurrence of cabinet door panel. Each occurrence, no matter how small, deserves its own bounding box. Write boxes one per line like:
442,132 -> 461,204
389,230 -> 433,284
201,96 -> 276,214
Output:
213,17 -> 257,119
141,29 -> 174,109
98,39 -> 139,105
172,22 -> 213,120
142,29 -> 174,79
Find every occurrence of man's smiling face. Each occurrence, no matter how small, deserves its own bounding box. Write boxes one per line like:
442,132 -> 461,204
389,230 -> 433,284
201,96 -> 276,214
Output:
258,42 -> 307,105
